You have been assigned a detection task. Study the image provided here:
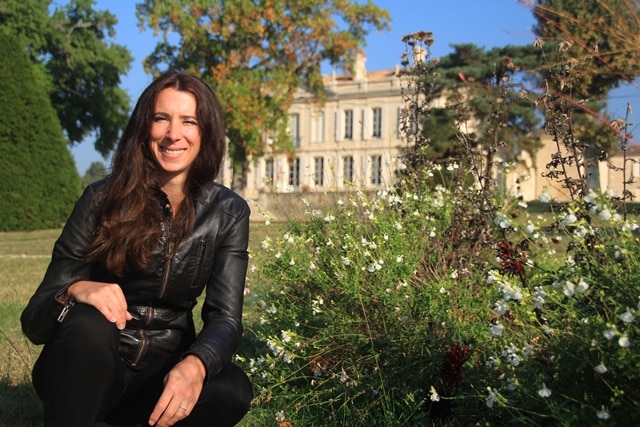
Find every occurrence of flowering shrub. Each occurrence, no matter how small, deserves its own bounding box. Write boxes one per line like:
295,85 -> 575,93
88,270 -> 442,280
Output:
238,28 -> 640,427
241,174 -> 496,426
241,181 -> 640,426
478,191 -> 640,425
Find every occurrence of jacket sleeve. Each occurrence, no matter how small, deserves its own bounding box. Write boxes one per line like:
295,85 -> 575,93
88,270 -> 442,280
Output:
20,184 -> 98,345
187,196 -> 250,378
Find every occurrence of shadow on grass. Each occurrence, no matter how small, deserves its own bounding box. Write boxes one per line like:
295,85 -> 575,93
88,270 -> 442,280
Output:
0,379 -> 42,427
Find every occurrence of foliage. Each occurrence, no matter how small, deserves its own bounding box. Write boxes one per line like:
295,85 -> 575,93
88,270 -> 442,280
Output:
530,0 -> 640,99
136,0 -> 390,189
398,33 -> 543,183
239,17 -> 640,427
0,0 -> 133,155
0,32 -> 81,231
81,161 -> 107,188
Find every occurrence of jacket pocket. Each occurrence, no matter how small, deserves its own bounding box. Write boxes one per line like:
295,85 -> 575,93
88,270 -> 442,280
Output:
188,237 -> 210,290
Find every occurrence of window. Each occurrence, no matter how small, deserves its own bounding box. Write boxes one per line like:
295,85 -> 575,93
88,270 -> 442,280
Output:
289,158 -> 300,188
397,107 -> 419,138
343,156 -> 354,183
265,158 -> 274,184
371,155 -> 382,185
312,112 -> 325,143
290,113 -> 300,148
372,107 -> 382,138
314,157 -> 324,187
344,109 -> 353,140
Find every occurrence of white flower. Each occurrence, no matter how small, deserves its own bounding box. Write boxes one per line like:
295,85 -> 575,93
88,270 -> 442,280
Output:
598,209 -> 612,221
396,255 -> 404,263
489,324 -> 504,337
577,278 -> 589,293
563,280 -> 575,297
539,192 -> 551,203
494,214 -> 511,229
620,308 -> 635,323
485,388 -> 500,408
596,406 -> 611,420
538,384 -> 552,398
603,328 -> 617,340
594,362 -> 607,374
618,334 -> 631,348
429,386 -> 440,402
493,300 -> 508,315
525,223 -> 536,234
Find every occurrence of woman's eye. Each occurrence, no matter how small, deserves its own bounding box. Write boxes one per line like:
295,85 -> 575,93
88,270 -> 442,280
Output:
153,115 -> 168,122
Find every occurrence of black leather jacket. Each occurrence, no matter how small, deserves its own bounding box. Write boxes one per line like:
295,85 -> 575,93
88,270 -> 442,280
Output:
21,180 -> 250,379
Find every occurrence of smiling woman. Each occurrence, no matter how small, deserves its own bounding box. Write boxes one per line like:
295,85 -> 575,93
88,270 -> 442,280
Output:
149,88 -> 202,213
21,72 -> 253,427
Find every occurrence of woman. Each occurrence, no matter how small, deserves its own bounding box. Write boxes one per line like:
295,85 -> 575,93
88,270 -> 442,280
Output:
21,72 -> 252,427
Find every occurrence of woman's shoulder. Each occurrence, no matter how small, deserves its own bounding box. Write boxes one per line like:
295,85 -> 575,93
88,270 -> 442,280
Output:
198,181 -> 250,215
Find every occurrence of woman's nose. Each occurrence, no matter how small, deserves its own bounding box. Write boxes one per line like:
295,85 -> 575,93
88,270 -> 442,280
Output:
166,121 -> 182,140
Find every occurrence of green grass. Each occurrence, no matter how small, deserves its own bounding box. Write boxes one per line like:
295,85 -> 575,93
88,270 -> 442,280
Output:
0,223 -> 282,426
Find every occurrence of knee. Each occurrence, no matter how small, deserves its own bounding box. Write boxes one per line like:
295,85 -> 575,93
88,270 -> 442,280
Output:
200,363 -> 253,424
55,303 -> 120,353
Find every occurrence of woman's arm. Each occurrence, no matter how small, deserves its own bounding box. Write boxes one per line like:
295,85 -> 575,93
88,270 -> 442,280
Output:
186,196 -> 250,379
20,184 -> 99,344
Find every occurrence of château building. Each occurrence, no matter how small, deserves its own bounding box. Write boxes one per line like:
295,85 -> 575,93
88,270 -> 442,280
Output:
219,53 -> 417,221
216,54 -> 640,221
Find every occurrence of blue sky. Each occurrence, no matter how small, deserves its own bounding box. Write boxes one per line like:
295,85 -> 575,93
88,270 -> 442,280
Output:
69,0 -> 639,174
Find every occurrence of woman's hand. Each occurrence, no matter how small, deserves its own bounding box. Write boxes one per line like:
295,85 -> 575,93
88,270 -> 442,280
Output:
148,355 -> 206,426
66,280 -> 132,329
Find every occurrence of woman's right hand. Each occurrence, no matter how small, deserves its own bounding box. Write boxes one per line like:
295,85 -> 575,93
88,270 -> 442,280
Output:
66,280 -> 132,329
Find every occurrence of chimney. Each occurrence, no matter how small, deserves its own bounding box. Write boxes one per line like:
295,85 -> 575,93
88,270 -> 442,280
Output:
354,49 -> 366,80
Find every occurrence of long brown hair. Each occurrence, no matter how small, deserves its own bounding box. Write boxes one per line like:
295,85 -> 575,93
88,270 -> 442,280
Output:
84,72 -> 226,276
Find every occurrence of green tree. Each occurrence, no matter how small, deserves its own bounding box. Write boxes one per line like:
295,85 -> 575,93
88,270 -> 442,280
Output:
529,0 -> 640,192
0,0 -> 133,156
0,32 -> 81,231
532,0 -> 640,99
399,37 -> 542,189
82,161 -> 107,187
136,0 -> 390,190
437,43 -> 542,164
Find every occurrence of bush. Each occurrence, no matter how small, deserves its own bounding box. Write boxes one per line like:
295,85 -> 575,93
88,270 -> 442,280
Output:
0,32 -> 80,231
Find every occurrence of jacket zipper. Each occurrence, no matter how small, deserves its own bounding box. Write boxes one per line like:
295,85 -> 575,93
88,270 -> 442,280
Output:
159,202 -> 175,299
131,307 -> 153,366
131,200 -> 175,366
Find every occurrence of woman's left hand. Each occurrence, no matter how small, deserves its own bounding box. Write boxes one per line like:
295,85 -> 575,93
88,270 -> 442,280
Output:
147,355 -> 206,426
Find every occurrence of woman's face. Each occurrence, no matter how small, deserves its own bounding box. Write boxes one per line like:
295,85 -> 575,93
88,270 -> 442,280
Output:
149,88 -> 201,186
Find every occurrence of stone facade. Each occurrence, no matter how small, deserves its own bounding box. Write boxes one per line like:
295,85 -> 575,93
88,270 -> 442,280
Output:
214,56 -> 640,221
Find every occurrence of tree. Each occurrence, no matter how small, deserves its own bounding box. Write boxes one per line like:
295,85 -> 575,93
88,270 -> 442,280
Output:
436,43 -> 542,164
399,38 -> 542,189
0,32 -> 81,231
0,0 -> 133,156
526,0 -> 640,192
82,161 -> 108,187
530,0 -> 640,99
136,0 -> 390,190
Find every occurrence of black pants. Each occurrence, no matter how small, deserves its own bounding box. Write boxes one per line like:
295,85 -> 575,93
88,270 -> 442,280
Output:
32,304 -> 252,427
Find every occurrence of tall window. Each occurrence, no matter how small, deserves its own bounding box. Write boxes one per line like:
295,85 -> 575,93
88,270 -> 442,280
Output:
265,158 -> 274,184
372,107 -> 382,138
343,156 -> 354,184
314,157 -> 324,187
289,158 -> 300,188
312,112 -> 325,143
371,155 -> 382,186
290,113 -> 300,147
344,109 -> 353,140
